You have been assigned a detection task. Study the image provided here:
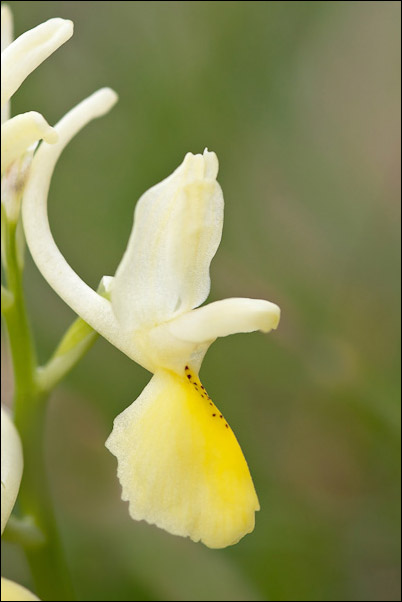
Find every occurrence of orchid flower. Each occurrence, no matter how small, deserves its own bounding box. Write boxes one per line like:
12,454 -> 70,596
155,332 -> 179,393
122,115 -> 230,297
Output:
1,409 -> 40,601
1,4 -> 73,236
1,5 -> 73,186
20,30 -> 280,551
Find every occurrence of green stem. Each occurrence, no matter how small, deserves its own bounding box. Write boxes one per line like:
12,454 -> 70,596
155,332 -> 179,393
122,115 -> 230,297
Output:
14,398 -> 75,601
37,315 -> 99,394
3,220 -> 75,601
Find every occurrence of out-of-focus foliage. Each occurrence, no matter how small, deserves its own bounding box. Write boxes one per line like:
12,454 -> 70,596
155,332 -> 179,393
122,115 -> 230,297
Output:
2,2 -> 400,600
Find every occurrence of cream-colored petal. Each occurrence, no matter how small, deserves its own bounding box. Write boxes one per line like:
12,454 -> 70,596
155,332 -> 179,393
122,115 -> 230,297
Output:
1,407 -> 23,534
112,150 -> 224,331
1,578 -> 39,601
22,89 -> 138,363
168,297 -> 281,343
1,18 -> 73,107
1,111 -> 58,173
121,297 -> 280,376
106,369 -> 259,549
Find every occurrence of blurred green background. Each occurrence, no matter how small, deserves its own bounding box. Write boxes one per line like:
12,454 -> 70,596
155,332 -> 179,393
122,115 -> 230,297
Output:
2,1 -> 401,600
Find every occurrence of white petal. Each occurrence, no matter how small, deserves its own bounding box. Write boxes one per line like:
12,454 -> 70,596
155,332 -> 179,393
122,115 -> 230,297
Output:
112,150 -> 224,331
1,407 -> 23,534
1,111 -> 58,173
1,18 -> 73,107
1,578 -> 40,601
167,297 -> 281,343
106,370 -> 259,549
21,89 -> 139,363
125,298 -> 280,375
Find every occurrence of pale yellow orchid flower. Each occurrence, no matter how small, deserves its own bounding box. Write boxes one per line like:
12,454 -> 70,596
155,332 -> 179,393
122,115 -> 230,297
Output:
20,14 -> 280,549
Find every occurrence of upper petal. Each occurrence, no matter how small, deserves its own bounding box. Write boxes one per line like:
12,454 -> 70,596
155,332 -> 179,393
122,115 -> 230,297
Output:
1,407 -> 23,534
1,17 -> 73,107
112,150 -> 224,331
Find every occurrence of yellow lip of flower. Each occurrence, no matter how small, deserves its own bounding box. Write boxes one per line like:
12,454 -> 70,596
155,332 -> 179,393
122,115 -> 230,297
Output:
20,27 -> 280,548
106,367 -> 260,549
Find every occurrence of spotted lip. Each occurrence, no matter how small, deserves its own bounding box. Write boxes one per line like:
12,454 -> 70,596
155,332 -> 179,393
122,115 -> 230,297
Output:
184,365 -> 229,429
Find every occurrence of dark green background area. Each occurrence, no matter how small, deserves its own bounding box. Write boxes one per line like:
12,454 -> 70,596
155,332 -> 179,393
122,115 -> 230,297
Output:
2,1 -> 400,601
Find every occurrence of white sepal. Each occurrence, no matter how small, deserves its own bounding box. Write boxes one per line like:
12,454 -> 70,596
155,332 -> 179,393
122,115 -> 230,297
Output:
22,89 -> 127,356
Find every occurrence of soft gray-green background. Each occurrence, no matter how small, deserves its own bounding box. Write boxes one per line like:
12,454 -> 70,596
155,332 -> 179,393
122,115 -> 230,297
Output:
2,1 -> 401,601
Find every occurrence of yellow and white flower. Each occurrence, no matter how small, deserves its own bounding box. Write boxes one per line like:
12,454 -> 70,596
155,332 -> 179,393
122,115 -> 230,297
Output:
20,13 -> 280,549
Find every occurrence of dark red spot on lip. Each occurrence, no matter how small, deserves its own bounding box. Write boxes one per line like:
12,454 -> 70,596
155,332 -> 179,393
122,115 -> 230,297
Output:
187,374 -> 191,380
225,424 -> 228,428
212,413 -> 216,417
209,402 -> 213,406
219,415 -> 222,418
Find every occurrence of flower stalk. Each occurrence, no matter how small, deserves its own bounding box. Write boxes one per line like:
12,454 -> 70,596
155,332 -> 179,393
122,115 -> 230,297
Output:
2,213 -> 75,600
1,9 -> 113,599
